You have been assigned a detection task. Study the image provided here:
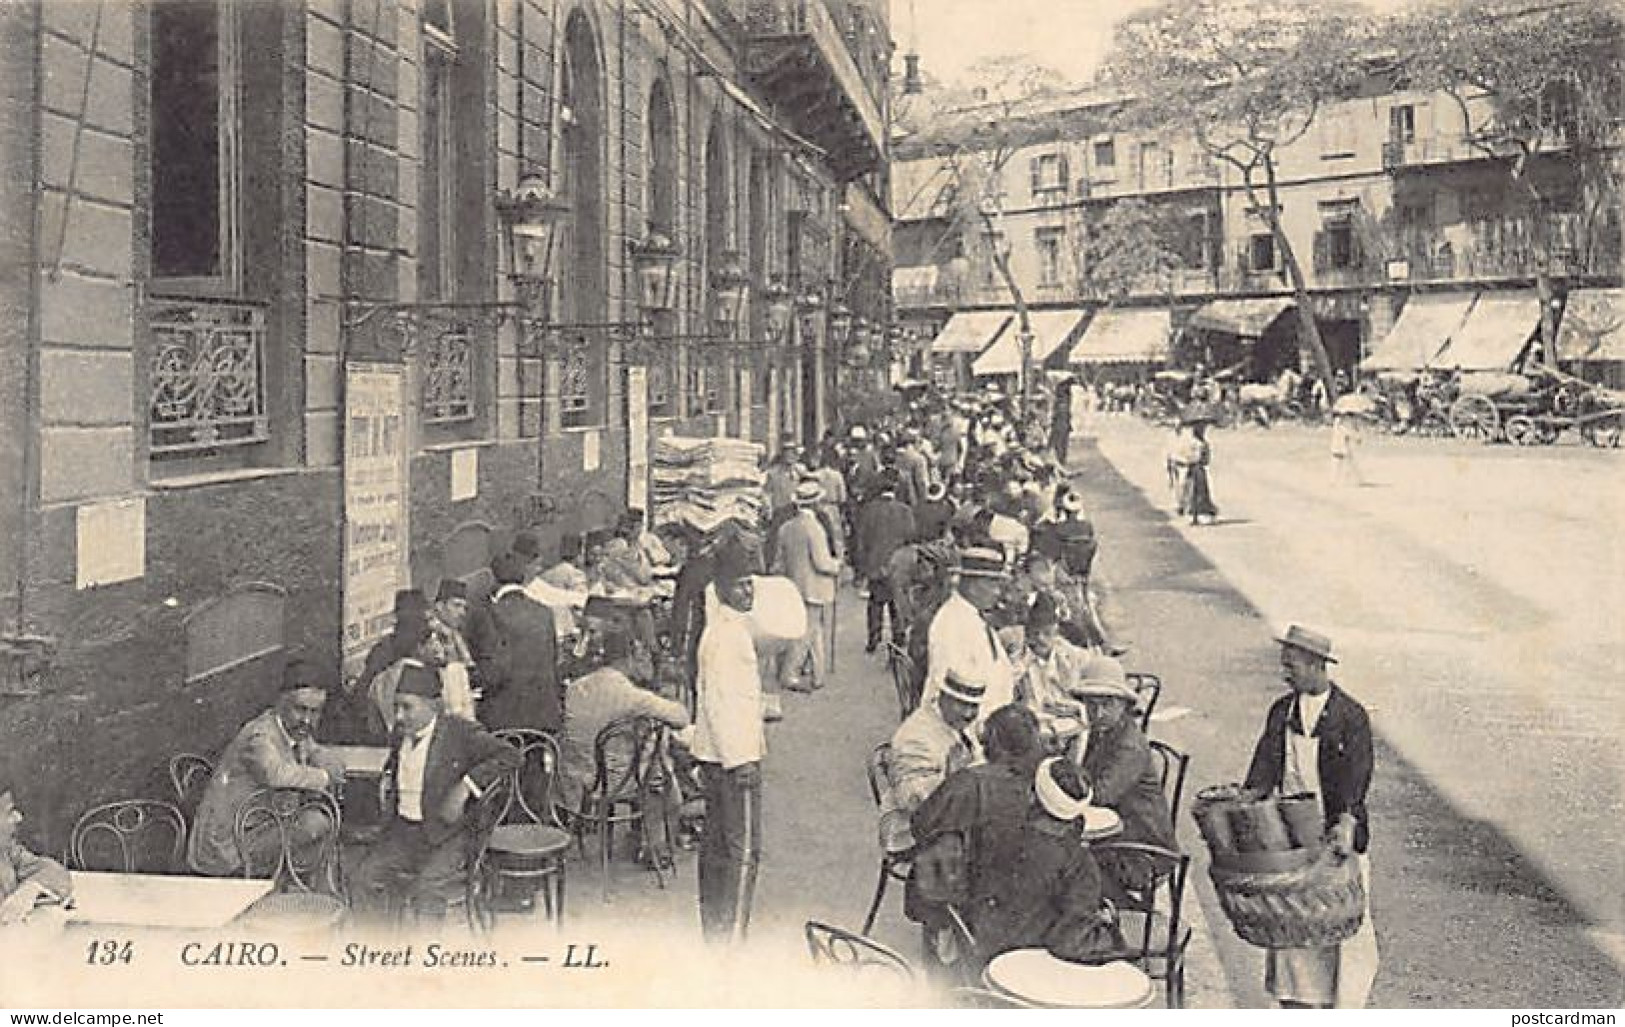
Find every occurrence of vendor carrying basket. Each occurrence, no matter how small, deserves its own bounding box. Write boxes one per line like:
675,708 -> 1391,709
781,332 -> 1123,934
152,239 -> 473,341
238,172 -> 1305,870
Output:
1192,784 -> 1366,948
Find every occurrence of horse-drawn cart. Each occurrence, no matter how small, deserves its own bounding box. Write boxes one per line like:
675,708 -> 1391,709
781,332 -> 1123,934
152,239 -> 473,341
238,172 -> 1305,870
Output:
1448,368 -> 1623,447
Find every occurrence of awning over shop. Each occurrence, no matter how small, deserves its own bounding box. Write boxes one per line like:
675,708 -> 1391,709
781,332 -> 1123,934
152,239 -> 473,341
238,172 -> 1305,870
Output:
931,309 -> 1013,355
1555,288 -> 1625,362
1065,307 -> 1172,365
1189,297 -> 1296,337
1360,291 -> 1475,372
1437,290 -> 1539,371
892,265 -> 938,295
972,308 -> 1089,377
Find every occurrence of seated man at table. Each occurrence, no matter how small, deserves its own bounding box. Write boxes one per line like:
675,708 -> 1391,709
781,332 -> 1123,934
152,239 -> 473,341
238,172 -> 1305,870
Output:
887,670 -> 985,819
965,757 -> 1123,968
559,621 -> 692,817
0,781 -> 72,925
188,659 -> 348,877
1071,658 -> 1176,897
1013,596 -> 1092,758
351,665 -> 520,921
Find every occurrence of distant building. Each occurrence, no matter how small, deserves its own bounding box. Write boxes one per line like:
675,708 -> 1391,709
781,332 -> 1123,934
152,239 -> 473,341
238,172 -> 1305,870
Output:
0,0 -> 890,847
892,67 -> 1622,391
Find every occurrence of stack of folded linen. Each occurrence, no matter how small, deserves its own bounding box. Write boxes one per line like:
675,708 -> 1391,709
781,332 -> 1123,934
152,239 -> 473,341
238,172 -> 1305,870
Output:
652,436 -> 766,533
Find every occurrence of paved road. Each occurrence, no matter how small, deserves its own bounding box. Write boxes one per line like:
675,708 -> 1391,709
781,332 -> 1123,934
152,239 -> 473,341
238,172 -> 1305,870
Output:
1081,414 -> 1624,1007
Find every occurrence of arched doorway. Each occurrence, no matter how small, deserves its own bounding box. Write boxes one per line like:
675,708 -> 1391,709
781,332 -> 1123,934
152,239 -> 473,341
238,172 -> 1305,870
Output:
559,10 -> 605,431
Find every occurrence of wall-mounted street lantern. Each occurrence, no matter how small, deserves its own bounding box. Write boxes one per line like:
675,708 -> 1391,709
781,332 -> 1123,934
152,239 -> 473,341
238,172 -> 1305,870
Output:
828,303 -> 852,349
762,276 -> 794,342
630,231 -> 682,317
495,173 -> 571,323
710,250 -> 749,331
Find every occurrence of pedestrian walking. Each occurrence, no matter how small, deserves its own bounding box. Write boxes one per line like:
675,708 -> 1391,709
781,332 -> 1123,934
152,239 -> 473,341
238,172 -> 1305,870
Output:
1243,626 -> 1379,1009
1330,412 -> 1364,487
1180,419 -> 1219,526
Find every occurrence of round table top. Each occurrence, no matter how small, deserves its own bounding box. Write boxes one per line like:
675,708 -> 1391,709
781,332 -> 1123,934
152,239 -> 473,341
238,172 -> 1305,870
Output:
984,951 -> 1154,1009
1079,805 -> 1122,841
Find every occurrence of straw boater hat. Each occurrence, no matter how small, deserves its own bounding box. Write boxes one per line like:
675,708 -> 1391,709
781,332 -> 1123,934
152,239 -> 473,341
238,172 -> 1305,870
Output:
1067,655 -> 1138,704
793,479 -> 825,506
957,546 -> 1008,579
1276,624 -> 1337,663
939,669 -> 988,706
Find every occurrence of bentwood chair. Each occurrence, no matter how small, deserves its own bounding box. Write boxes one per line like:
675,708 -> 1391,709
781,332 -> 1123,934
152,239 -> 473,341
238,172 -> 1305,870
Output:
949,986 -> 1036,1009
1147,739 -> 1192,826
1078,841 -> 1192,1008
70,799 -> 187,873
803,920 -> 916,984
1127,672 -> 1162,732
862,742 -> 918,934
486,728 -> 571,924
447,771 -> 517,934
167,753 -> 214,821
883,642 -> 920,720
572,716 -> 674,901
232,787 -> 347,930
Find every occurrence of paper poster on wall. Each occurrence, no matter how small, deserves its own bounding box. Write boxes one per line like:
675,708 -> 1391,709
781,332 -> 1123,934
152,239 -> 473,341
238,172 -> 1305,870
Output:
341,362 -> 409,675
75,498 -> 145,589
449,447 -> 478,502
627,366 -> 649,512
580,427 -> 600,472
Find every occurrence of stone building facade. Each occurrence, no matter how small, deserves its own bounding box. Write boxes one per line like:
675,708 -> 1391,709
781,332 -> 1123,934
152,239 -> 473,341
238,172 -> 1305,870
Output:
0,0 -> 889,847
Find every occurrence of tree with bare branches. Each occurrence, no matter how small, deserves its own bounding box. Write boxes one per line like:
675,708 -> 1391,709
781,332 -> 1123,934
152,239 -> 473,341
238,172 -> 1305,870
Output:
1106,0 -> 1371,399
1389,0 -> 1625,366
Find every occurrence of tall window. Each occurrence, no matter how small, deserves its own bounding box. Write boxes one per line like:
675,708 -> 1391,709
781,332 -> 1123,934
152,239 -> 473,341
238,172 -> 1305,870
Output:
1249,232 -> 1277,272
1389,104 -> 1416,144
1029,152 -> 1067,204
1035,227 -> 1065,286
560,12 -> 607,428
1092,137 -> 1116,174
421,30 -> 457,299
151,0 -> 239,285
647,80 -> 677,416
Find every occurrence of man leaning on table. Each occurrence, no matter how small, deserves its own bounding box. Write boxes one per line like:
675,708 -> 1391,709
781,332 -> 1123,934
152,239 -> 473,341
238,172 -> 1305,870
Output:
0,781 -> 71,925
188,658 -> 349,877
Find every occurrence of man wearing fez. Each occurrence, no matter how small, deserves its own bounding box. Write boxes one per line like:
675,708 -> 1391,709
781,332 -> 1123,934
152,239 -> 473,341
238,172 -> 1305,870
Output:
188,658 -> 348,877
351,663 -> 519,920
1244,625 -> 1377,1009
479,549 -> 562,732
691,540 -> 765,942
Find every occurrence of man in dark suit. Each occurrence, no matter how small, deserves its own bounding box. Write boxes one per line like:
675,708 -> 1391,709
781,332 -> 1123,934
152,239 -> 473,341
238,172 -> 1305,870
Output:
478,549 -> 562,732
1244,625 -> 1377,1008
350,664 -> 520,920
853,472 -> 915,653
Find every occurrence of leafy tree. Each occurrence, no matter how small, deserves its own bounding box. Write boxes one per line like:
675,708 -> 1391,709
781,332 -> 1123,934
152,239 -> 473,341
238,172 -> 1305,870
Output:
1389,0 -> 1625,364
1106,0 -> 1371,397
1075,197 -> 1189,303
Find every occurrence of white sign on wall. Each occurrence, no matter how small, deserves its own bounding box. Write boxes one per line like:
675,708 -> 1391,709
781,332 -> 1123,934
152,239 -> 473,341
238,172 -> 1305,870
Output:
75,497 -> 145,590
449,447 -> 478,502
627,366 -> 649,512
341,362 -> 409,675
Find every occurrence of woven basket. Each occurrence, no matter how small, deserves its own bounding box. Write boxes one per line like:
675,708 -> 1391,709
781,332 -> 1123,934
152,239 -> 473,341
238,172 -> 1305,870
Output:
1208,851 -> 1365,949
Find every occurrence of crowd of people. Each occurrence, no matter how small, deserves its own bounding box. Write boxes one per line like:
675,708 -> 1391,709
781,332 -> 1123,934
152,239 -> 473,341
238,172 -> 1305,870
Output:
0,376 -> 1376,1009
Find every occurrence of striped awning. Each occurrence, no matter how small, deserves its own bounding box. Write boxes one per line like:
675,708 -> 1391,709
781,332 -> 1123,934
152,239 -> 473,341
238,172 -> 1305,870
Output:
1189,297 -> 1296,337
1065,307 -> 1171,365
1555,288 -> 1625,362
931,309 -> 1014,354
972,308 -> 1089,377
1361,292 -> 1475,372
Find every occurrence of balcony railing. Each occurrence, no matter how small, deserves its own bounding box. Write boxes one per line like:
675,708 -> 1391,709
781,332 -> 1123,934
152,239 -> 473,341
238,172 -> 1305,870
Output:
744,0 -> 885,170
1394,211 -> 1622,282
148,299 -> 270,455
1383,128 -> 1579,170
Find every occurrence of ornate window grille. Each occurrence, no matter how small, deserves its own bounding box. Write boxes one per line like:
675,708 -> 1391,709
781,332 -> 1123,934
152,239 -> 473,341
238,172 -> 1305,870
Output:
703,364 -> 723,413
421,326 -> 474,424
560,341 -> 593,428
149,300 -> 269,455
648,356 -> 673,415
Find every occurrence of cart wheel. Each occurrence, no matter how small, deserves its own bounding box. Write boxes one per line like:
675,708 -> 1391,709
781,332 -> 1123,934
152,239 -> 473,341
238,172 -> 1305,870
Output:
1450,395 -> 1500,442
1505,415 -> 1540,446
1537,420 -> 1561,445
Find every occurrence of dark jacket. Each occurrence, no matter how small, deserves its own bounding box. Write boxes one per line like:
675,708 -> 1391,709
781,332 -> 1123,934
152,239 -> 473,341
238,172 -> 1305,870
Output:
381,715 -> 520,845
479,587 -> 561,732
906,758 -> 1035,924
1080,719 -> 1177,852
968,808 -> 1119,965
1244,684 -> 1373,854
854,495 -> 916,581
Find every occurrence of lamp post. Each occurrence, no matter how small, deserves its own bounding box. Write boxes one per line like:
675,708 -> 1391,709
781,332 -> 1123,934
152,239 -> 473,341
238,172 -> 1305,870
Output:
710,250 -> 749,336
495,173 -> 571,348
629,231 -> 682,320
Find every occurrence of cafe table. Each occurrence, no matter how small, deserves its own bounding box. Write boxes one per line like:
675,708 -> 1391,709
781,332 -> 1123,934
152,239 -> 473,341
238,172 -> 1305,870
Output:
64,871 -> 275,931
983,950 -> 1155,1009
327,744 -> 389,777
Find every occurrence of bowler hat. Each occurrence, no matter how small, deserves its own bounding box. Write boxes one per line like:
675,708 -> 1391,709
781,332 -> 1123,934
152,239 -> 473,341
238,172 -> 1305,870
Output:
1276,624 -> 1337,663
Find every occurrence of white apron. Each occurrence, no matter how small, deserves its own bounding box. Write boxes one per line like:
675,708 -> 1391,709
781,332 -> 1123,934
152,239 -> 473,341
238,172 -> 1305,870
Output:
1264,723 -> 1380,1009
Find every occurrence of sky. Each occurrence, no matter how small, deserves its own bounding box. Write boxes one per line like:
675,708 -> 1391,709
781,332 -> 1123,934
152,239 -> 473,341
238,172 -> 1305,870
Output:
889,0 -> 1417,88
